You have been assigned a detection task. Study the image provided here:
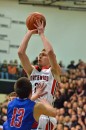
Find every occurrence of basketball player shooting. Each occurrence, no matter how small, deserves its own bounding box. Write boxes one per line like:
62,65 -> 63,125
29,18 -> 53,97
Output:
18,14 -> 61,130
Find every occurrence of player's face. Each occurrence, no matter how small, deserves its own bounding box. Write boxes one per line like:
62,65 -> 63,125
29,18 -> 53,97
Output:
38,51 -> 50,67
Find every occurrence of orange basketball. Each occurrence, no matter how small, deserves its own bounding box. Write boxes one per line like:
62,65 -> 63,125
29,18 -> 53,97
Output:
26,12 -> 46,30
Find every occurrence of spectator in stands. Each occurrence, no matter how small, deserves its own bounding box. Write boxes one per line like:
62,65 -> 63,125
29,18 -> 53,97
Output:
8,60 -> 18,80
67,60 -> 76,69
32,57 -> 38,66
0,59 -> 86,130
0,60 -> 8,79
64,125 -> 70,130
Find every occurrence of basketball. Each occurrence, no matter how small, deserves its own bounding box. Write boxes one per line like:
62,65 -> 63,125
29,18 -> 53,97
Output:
26,12 -> 46,30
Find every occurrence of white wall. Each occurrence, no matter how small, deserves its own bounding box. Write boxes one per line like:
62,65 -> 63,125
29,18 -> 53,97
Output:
0,0 -> 86,66
0,94 -> 7,102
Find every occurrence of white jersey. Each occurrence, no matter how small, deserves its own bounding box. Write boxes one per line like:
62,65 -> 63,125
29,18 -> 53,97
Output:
30,66 -> 57,104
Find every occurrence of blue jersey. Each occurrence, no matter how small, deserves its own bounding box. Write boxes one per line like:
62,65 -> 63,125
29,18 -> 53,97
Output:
6,98 -> 37,130
3,121 -> 8,130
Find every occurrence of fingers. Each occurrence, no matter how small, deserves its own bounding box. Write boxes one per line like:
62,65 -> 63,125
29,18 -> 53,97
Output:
39,91 -> 48,97
34,23 -> 38,29
42,84 -> 47,91
34,20 -> 44,29
36,19 -> 42,26
34,20 -> 44,35
39,82 -> 46,89
36,82 -> 47,90
35,82 -> 47,98
36,19 -> 44,26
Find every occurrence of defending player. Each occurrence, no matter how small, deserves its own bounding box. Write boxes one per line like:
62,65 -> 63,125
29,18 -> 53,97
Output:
3,77 -> 57,130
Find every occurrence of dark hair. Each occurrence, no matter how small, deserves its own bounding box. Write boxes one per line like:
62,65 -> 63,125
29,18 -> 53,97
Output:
41,49 -> 46,52
64,125 -> 70,130
54,128 -> 57,130
76,123 -> 82,130
14,77 -> 32,99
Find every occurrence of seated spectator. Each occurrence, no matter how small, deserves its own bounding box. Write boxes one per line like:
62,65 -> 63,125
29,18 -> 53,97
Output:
32,57 -> 38,66
8,60 -> 18,80
53,123 -> 64,130
64,116 -> 71,128
71,114 -> 78,127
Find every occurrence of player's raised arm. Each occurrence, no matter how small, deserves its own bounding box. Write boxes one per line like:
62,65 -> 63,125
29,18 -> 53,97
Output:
18,30 -> 37,77
35,20 -> 62,80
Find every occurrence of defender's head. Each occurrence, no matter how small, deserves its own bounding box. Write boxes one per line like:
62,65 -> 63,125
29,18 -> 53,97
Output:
14,77 -> 32,99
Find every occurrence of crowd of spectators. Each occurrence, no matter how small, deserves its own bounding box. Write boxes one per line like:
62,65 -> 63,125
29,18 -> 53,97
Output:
0,58 -> 86,130
0,59 -> 27,80
53,59 -> 86,130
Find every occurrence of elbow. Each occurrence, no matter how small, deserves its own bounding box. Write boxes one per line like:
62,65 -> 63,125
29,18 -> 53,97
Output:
18,50 -> 22,57
18,49 -> 25,56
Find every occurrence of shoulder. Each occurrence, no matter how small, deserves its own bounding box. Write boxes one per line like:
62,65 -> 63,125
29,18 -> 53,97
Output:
26,99 -> 36,108
29,99 -> 36,105
8,98 -> 17,106
3,121 -> 8,129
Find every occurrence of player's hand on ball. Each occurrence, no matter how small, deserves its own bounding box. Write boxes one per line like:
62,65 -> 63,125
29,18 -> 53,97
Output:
34,20 -> 45,35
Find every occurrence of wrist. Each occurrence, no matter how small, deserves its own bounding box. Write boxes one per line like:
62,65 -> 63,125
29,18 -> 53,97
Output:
27,30 -> 33,35
40,33 -> 44,38
34,92 -> 40,98
26,31 -> 32,38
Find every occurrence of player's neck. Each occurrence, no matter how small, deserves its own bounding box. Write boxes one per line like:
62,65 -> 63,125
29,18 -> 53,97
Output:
39,65 -> 50,69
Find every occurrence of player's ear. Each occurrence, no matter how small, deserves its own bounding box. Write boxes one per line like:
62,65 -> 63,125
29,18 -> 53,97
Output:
29,92 -> 32,99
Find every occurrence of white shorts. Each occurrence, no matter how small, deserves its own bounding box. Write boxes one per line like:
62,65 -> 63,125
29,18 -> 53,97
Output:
37,115 -> 57,130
